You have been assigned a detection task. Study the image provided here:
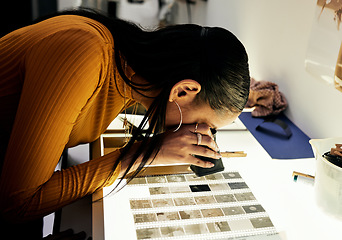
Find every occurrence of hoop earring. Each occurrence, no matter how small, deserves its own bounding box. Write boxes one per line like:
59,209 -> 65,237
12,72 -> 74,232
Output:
173,100 -> 182,132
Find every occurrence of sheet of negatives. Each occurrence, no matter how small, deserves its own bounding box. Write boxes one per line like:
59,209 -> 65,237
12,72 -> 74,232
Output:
127,172 -> 279,240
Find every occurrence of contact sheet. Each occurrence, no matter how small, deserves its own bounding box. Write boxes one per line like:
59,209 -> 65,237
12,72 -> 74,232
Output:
127,172 -> 280,240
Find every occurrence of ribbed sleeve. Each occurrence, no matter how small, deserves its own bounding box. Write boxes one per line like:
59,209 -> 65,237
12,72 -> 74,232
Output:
0,15 -> 133,222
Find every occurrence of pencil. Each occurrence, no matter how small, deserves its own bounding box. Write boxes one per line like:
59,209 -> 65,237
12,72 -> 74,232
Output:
292,171 -> 315,181
221,151 -> 247,158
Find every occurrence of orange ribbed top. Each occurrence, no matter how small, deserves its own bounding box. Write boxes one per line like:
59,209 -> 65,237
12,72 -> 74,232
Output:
0,15 -> 136,222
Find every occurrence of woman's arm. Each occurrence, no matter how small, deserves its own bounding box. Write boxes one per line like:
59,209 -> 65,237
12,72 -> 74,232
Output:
0,28 -> 120,223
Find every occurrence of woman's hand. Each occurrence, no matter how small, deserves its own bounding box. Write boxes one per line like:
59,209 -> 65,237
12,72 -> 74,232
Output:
118,123 -> 222,179
151,123 -> 222,168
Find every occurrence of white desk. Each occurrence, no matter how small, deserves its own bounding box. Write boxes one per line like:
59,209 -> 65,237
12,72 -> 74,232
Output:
216,131 -> 342,240
92,125 -> 342,240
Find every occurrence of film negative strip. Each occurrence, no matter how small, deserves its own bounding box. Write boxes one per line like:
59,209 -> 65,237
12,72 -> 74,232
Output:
127,172 -> 279,240
128,172 -> 244,186
134,217 -> 277,240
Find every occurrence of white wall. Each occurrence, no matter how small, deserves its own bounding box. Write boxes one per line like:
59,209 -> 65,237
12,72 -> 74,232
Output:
58,0 -> 82,10
117,0 -> 207,29
207,0 -> 342,139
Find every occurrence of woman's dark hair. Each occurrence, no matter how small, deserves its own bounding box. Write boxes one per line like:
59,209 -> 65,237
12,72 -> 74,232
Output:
39,8 -> 250,193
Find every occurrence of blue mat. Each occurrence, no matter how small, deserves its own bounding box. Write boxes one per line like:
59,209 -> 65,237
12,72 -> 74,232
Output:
238,112 -> 314,159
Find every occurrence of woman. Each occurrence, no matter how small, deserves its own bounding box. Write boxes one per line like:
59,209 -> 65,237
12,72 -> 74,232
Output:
0,8 -> 250,238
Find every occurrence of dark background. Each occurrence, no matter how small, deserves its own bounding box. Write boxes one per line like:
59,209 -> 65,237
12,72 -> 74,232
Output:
0,0 -> 57,37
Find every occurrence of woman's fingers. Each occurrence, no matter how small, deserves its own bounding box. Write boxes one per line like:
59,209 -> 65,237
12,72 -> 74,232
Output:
189,143 -> 221,159
189,123 -> 218,151
193,133 -> 219,152
190,123 -> 214,139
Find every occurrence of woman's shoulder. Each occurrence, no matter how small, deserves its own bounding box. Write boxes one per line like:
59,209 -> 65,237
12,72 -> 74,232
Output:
40,15 -> 113,44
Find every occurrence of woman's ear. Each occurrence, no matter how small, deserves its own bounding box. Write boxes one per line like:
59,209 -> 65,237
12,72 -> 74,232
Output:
169,79 -> 201,103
